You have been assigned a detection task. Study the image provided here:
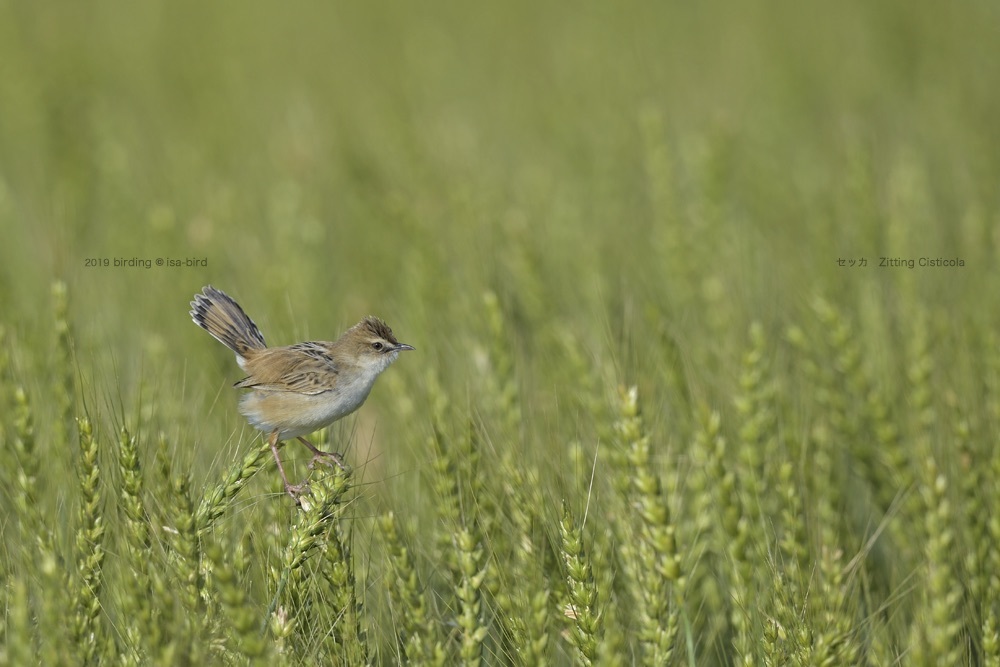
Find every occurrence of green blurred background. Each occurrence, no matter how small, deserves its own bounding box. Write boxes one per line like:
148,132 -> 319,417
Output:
1,0 -> 996,483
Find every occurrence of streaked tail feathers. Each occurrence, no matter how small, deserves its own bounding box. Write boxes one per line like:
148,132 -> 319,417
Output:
190,286 -> 267,363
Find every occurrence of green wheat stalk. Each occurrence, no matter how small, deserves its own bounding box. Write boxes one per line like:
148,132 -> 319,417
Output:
2,578 -> 33,667
983,439 -> 1000,666
455,523 -> 489,667
71,417 -> 106,665
162,470 -> 207,665
314,511 -> 369,663
496,462 -> 551,666
10,387 -> 68,660
115,425 -> 156,664
559,501 -> 600,666
264,463 -> 352,637
207,541 -> 269,661
483,289 -> 521,434
51,281 -> 76,450
734,322 -> 778,521
381,510 -> 447,665
196,437 -> 271,535
909,456 -> 964,665
697,408 -> 755,665
615,385 -> 682,665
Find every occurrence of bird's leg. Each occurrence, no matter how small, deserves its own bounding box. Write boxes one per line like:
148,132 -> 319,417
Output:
269,430 -> 305,499
297,436 -> 349,472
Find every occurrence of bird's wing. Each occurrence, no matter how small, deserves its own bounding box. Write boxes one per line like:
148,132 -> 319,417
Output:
233,342 -> 340,394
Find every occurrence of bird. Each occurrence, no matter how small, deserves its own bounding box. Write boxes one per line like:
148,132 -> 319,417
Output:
190,285 -> 413,499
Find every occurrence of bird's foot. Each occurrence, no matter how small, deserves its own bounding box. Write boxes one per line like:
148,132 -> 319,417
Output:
284,481 -> 309,503
308,450 -> 350,473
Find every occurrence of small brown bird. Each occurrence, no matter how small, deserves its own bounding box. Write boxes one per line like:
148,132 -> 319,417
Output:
190,286 -> 413,498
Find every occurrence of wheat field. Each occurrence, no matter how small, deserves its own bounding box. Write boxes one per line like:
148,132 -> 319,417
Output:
1,0 -> 998,665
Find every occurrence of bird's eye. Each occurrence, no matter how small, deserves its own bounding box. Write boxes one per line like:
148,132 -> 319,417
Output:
372,341 -> 384,351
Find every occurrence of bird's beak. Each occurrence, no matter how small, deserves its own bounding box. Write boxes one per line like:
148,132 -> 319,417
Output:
396,343 -> 415,351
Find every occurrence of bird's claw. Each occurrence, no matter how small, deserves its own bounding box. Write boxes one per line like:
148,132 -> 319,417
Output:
308,450 -> 349,473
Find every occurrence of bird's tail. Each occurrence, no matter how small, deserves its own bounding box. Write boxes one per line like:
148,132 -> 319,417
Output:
190,286 -> 267,360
